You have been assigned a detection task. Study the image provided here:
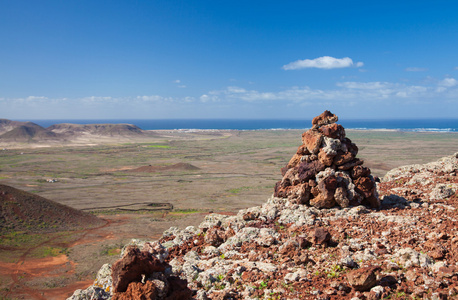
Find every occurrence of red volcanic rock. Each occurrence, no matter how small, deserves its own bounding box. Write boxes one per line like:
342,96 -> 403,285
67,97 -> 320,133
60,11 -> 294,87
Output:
205,227 -> 225,247
296,144 -> 310,155
112,281 -> 160,300
355,176 -> 376,198
365,195 -> 381,209
286,154 -> 302,170
312,110 -> 338,127
274,111 -> 378,209
318,123 -> 345,139
334,186 -> 350,208
346,266 -> 380,292
333,150 -> 355,166
318,149 -> 334,166
297,160 -> 325,183
342,138 -> 359,156
352,165 -> 371,179
337,158 -> 364,171
302,130 -> 323,154
310,175 -> 337,208
167,276 -> 193,300
112,246 -> 166,293
310,228 -> 331,245
439,266 -> 458,278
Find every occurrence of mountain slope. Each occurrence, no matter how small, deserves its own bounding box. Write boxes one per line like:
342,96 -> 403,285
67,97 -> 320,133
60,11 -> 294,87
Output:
0,184 -> 105,233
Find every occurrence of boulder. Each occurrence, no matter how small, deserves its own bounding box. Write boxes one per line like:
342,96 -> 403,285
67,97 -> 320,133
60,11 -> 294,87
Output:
112,246 -> 166,293
346,266 -> 380,291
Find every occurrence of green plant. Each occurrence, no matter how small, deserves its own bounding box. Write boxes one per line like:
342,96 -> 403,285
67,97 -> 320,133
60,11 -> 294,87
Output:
216,274 -> 225,281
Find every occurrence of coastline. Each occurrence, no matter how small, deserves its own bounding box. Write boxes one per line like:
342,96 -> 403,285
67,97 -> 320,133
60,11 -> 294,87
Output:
22,118 -> 458,133
150,128 -> 458,133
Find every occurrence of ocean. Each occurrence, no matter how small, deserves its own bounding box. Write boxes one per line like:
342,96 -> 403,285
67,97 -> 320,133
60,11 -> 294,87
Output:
27,118 -> 458,132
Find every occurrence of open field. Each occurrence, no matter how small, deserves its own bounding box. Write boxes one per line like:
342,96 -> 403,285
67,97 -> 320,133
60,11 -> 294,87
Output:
0,129 -> 458,299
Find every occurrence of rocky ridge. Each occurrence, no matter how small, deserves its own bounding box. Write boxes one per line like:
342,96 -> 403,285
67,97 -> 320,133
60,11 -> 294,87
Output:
68,113 -> 458,300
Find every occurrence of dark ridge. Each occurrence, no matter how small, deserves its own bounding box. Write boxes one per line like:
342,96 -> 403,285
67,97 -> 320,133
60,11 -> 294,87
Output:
0,184 -> 105,234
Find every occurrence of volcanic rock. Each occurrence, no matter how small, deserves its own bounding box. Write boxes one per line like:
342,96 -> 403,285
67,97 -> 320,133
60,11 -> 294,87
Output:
346,266 -> 380,291
310,228 -> 331,245
69,152 -> 458,300
274,111 -> 379,209
112,281 -> 162,300
111,246 -> 166,293
312,110 -> 338,127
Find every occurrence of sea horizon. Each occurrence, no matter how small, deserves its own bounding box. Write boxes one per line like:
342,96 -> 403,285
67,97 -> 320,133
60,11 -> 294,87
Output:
21,118 -> 458,133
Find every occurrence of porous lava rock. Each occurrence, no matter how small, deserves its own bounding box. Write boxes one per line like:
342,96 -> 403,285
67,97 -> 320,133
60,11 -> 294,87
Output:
274,110 -> 380,209
346,265 -> 380,292
110,245 -> 192,300
111,246 -> 166,293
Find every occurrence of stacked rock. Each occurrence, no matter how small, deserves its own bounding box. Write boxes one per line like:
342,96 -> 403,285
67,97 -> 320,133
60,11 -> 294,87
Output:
274,110 -> 379,209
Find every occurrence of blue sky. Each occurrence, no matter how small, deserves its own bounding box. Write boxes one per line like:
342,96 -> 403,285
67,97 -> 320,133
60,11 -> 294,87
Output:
1,0 -> 458,120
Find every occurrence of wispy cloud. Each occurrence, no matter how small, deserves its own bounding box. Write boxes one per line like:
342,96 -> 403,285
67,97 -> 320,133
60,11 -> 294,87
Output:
202,79 -> 457,104
438,78 -> 458,87
26,96 -> 49,101
282,56 -> 363,70
3,76 -> 458,119
405,67 -> 428,72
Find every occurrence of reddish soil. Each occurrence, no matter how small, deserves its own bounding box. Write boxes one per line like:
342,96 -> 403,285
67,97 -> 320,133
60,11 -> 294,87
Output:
0,211 -> 211,300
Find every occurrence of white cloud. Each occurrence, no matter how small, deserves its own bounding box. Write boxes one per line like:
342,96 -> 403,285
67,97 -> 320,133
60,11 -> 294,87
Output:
438,78 -> 458,87
81,96 -> 112,103
4,76 -> 458,119
204,80 -> 439,104
337,81 -> 390,90
137,95 -> 164,102
226,86 -> 247,93
199,94 -> 219,103
282,56 -> 363,70
174,79 -> 181,83
26,96 -> 48,101
405,67 -> 428,72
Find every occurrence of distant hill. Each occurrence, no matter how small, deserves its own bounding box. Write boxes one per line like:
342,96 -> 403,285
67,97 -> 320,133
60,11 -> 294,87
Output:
0,119 -> 147,142
0,122 -> 57,141
0,184 -> 105,233
0,119 -> 37,135
47,123 -> 144,137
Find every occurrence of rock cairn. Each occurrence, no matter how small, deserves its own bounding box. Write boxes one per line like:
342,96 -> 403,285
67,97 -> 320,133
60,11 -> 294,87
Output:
274,110 -> 380,209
